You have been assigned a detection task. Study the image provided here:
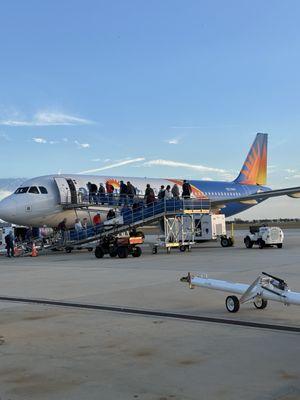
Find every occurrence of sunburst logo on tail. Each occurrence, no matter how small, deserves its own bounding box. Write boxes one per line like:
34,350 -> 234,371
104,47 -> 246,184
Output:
235,133 -> 268,185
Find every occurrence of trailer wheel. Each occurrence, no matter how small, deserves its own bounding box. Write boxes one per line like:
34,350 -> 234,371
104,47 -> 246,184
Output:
179,245 -> 186,252
221,237 -> 230,248
132,246 -> 142,257
109,249 -> 118,257
258,239 -> 265,249
254,298 -> 268,310
95,246 -> 104,259
277,243 -> 283,249
244,237 -> 253,249
117,246 -> 128,258
225,296 -> 240,313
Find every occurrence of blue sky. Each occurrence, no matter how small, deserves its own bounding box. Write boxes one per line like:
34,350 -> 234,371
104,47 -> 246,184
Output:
1,0 -> 300,212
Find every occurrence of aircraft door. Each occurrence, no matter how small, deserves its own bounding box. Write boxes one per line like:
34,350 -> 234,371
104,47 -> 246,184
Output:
54,178 -> 71,204
66,179 -> 78,204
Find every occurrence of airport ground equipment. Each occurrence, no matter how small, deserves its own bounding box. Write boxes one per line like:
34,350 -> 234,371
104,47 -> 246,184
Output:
94,231 -> 144,259
181,272 -> 300,313
152,213 -> 233,253
61,198 -> 212,253
244,226 -> 284,249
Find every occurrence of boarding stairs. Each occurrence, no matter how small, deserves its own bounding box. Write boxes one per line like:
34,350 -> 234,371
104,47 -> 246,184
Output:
62,198 -> 211,247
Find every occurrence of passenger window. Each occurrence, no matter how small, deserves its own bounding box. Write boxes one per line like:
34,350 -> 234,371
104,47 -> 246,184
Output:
39,186 -> 48,194
29,186 -> 39,194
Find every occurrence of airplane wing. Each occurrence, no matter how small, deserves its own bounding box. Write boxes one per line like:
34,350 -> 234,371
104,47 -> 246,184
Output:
211,186 -> 300,207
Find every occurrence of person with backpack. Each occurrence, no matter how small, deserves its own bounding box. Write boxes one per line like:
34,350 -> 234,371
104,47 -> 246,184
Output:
126,181 -> 136,204
5,231 -> 14,258
144,184 -> 155,205
158,185 -> 166,201
98,183 -> 106,204
106,182 -> 114,205
182,180 -> 192,199
119,180 -> 128,205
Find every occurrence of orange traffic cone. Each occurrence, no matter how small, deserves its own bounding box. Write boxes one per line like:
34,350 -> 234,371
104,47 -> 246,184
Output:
31,242 -> 38,257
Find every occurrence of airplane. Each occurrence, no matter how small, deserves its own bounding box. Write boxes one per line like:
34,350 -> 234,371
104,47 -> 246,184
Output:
0,132 -> 299,228
180,271 -> 300,313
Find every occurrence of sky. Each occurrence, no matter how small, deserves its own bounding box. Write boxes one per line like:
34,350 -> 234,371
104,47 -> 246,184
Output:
0,0 -> 300,218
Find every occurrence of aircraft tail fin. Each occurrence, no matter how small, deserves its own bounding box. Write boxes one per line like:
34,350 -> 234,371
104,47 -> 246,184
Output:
234,133 -> 268,185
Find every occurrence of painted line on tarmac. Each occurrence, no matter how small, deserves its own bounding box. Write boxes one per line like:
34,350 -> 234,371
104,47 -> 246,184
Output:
0,295 -> 299,333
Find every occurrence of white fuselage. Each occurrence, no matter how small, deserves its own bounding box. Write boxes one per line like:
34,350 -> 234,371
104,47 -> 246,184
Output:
0,174 -> 264,228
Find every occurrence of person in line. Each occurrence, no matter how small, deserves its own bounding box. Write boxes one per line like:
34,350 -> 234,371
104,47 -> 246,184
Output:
144,184 -> 155,205
165,185 -> 172,200
107,209 -> 116,220
93,212 -> 102,234
81,217 -> 88,238
158,185 -> 165,201
106,182 -> 114,205
5,231 -> 14,258
88,182 -> 98,204
58,218 -> 68,244
119,180 -> 128,205
182,180 -> 192,199
171,183 -> 180,199
74,218 -> 83,240
75,218 -> 83,232
98,183 -> 106,204
126,181 -> 136,204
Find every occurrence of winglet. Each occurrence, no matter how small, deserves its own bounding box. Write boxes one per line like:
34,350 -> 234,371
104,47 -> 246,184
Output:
234,133 -> 268,185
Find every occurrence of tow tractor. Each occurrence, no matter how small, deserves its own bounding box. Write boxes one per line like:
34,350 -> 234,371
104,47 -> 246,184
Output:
95,230 -> 144,259
181,272 -> 300,312
244,226 -> 284,249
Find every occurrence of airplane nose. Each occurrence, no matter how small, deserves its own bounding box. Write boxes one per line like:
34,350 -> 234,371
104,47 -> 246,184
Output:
0,196 -> 17,222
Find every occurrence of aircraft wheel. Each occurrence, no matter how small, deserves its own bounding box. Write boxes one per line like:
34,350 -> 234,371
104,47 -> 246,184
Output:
254,298 -> 268,310
277,243 -> 283,249
179,245 -> 186,252
244,237 -> 253,249
117,246 -> 128,258
225,295 -> 240,313
132,246 -> 142,257
258,240 -> 265,249
221,237 -> 230,248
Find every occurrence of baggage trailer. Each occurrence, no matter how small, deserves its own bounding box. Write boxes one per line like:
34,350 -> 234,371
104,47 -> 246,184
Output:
95,231 -> 144,259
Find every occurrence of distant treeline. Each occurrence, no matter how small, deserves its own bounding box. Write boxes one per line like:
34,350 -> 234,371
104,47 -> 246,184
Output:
227,218 -> 300,224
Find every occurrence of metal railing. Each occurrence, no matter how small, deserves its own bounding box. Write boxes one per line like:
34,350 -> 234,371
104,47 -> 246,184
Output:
62,198 -> 211,245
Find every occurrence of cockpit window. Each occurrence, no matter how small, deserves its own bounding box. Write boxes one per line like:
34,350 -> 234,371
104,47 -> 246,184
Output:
28,186 -> 39,194
15,187 -> 29,194
39,186 -> 48,194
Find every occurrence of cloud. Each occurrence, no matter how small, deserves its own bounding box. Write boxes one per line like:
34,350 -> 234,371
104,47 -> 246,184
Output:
74,140 -> 90,149
0,111 -> 93,126
0,133 -> 10,141
165,137 -> 180,145
32,137 -> 47,144
144,159 -> 226,174
0,189 -> 12,201
79,157 -> 145,174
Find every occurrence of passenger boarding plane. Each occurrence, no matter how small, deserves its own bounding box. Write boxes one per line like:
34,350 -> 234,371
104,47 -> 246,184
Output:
0,133 -> 299,228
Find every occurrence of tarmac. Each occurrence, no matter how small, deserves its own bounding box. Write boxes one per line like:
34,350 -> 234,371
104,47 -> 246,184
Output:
0,230 -> 300,400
